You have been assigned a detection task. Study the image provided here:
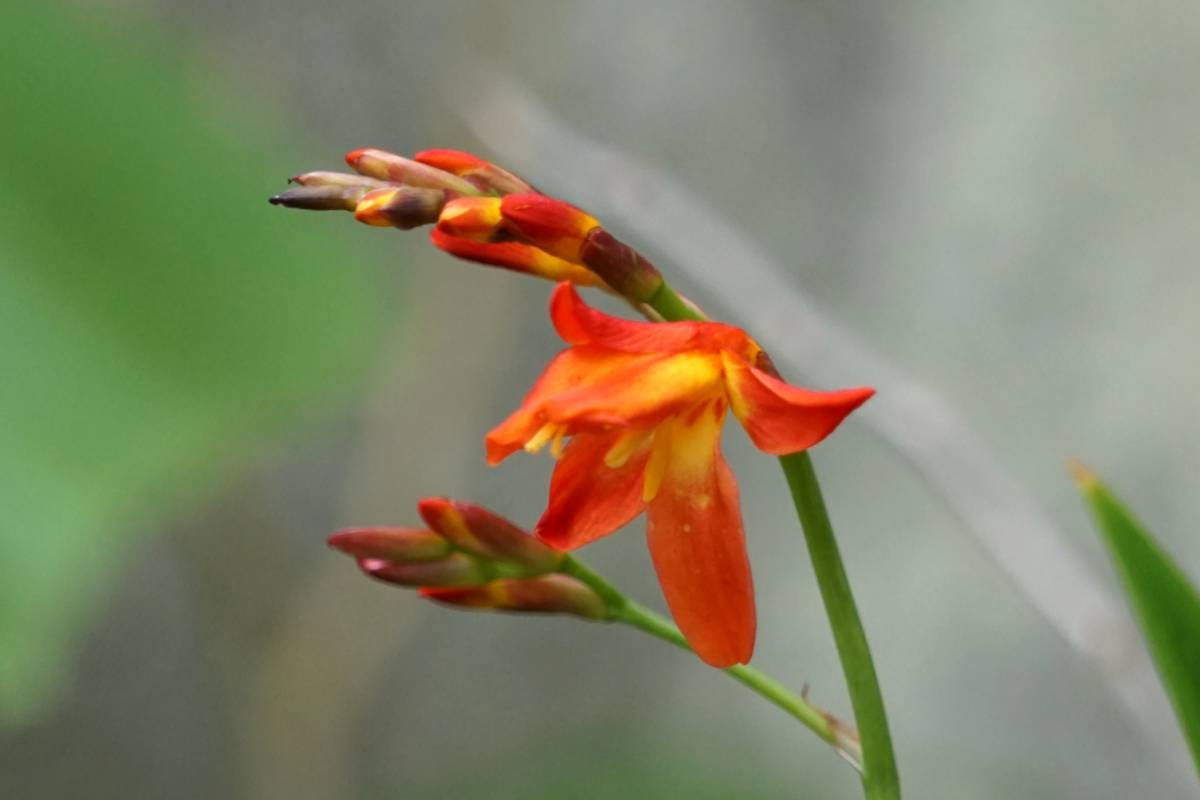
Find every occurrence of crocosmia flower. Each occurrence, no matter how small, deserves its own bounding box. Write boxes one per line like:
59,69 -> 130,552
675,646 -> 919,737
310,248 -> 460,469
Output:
486,283 -> 874,667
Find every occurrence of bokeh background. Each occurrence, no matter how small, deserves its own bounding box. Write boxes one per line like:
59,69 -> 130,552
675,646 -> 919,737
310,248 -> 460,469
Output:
3,1 -> 1199,798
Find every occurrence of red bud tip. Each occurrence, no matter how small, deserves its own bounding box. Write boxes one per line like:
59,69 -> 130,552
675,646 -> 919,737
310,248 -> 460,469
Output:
328,527 -> 451,562
420,575 -> 608,619
415,149 -> 534,195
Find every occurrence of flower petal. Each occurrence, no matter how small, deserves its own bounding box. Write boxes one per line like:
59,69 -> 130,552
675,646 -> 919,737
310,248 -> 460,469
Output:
722,351 -> 874,455
485,347 -> 727,465
645,407 -> 754,667
534,431 -> 652,550
548,282 -> 750,355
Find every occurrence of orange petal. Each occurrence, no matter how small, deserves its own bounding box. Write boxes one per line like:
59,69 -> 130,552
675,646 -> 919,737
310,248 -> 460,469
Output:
429,228 -> 603,286
534,431 -> 652,550
548,282 -> 753,355
723,351 -> 874,455
645,418 -> 754,667
485,347 -> 726,465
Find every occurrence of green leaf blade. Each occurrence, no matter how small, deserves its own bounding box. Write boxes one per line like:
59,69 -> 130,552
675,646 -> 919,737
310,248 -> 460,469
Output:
1073,462 -> 1200,778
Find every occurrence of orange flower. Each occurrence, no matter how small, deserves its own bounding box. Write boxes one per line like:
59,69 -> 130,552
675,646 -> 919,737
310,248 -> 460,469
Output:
486,283 -> 874,667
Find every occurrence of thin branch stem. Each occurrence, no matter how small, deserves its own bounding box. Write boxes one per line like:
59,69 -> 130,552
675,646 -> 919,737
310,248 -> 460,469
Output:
779,451 -> 899,799
561,556 -> 862,771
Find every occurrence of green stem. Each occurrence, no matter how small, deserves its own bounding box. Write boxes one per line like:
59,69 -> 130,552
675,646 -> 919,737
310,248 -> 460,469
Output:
561,556 -> 862,770
779,452 -> 899,799
644,280 -> 900,799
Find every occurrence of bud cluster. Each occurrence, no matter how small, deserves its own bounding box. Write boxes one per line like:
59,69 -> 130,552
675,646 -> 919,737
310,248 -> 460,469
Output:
328,498 -> 608,621
271,147 -> 665,302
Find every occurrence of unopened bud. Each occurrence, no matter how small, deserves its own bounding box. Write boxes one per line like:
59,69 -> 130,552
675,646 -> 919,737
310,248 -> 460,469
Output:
354,186 -> 447,229
579,228 -> 664,303
436,197 -> 504,239
414,149 -> 534,196
420,575 -> 608,620
418,498 -> 563,574
345,148 -> 481,196
499,194 -> 600,262
269,184 -> 370,212
289,171 -> 391,190
357,553 -> 485,588
328,526 -> 451,562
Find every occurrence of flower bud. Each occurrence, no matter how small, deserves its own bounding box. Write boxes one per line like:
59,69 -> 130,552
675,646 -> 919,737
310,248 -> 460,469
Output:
420,575 -> 608,620
414,149 -> 534,196
499,194 -> 600,262
578,228 -> 664,304
269,185 -> 370,212
428,228 -> 606,288
418,498 -> 563,574
345,148 -> 481,196
357,553 -> 485,588
328,526 -> 451,562
354,186 -> 447,229
288,171 -> 391,190
435,197 -> 504,239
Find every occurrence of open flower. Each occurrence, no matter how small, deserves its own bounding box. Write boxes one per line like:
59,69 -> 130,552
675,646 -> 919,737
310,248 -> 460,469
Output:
486,283 -> 874,666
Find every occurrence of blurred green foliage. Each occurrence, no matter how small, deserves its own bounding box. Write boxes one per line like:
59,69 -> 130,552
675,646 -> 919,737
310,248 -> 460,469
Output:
1076,465 -> 1200,780
0,4 -> 383,724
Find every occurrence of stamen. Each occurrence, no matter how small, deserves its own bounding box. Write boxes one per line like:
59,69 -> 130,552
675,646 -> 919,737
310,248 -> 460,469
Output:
549,426 -> 567,459
524,422 -> 559,454
604,428 -> 652,468
642,423 -> 673,502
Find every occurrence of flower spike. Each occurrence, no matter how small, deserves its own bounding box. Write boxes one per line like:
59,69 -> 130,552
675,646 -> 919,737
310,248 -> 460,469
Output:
271,147 -> 677,298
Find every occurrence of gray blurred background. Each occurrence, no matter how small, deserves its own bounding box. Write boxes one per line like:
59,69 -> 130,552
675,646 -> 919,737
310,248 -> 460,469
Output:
2,1 -> 1198,798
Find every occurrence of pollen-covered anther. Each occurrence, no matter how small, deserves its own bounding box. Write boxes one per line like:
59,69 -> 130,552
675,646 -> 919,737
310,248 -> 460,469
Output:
524,422 -> 565,455
603,428 -> 652,469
